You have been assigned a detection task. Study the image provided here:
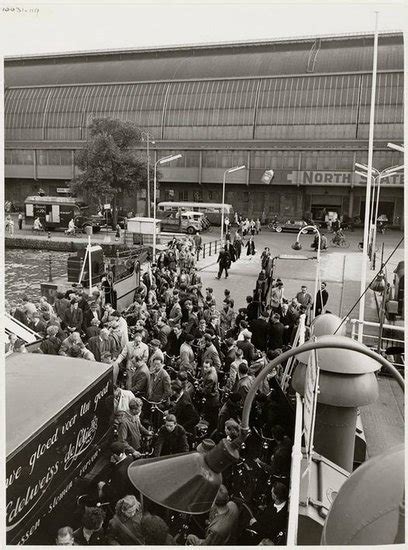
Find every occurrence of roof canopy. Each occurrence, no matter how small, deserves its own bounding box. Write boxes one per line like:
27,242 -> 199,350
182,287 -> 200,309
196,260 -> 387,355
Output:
5,33 -> 403,87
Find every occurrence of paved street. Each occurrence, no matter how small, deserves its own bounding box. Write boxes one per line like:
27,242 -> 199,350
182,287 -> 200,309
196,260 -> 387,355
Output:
198,227 -> 404,326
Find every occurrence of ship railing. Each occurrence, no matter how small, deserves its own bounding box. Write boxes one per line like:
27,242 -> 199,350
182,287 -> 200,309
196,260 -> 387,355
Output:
349,318 -> 404,370
286,392 -> 303,546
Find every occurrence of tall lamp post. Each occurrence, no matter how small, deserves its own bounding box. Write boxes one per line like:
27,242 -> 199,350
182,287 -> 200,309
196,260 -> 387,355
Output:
221,165 -> 246,243
292,225 -> 322,320
141,131 -> 155,217
153,153 -> 182,260
357,11 -> 379,342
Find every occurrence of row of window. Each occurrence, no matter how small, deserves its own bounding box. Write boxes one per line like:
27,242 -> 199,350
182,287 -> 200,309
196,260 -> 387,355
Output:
5,73 -> 403,141
164,189 -> 237,203
5,148 -> 403,172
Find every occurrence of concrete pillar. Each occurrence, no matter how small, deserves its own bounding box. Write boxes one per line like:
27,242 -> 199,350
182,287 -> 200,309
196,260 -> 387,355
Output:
348,188 -> 354,218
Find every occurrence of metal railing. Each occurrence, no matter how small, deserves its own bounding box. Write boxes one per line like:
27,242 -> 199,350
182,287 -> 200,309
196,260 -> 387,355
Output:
286,393 -> 303,546
196,239 -> 222,261
349,318 -> 404,370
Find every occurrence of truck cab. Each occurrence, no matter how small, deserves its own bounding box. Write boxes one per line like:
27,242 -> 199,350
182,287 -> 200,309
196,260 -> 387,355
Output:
160,211 -> 201,234
184,211 -> 210,230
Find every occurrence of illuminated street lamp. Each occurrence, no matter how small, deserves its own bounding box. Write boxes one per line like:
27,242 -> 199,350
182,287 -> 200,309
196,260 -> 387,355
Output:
221,165 -> 246,243
291,225 -> 322,319
141,131 -> 155,217
153,154 -> 182,259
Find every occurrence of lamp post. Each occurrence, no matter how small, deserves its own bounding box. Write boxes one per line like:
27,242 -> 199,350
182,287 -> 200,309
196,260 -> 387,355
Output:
141,131 -> 155,217
292,225 -> 321,320
127,335 -> 403,516
356,11 -> 379,341
153,153 -> 182,260
221,165 -> 246,243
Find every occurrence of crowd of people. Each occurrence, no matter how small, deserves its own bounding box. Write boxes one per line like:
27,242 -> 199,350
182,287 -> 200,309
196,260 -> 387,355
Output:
6,225 -> 331,546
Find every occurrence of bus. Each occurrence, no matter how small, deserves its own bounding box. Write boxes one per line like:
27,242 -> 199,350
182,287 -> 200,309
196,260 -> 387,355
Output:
157,201 -> 234,226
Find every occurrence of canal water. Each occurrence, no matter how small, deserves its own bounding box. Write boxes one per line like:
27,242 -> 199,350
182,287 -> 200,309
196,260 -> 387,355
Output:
5,249 -> 71,306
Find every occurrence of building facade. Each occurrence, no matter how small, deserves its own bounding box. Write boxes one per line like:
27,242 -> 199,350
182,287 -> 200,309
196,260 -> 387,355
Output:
4,33 -> 404,225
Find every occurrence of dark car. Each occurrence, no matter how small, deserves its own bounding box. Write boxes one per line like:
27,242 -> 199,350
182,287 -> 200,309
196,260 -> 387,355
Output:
275,220 -> 316,233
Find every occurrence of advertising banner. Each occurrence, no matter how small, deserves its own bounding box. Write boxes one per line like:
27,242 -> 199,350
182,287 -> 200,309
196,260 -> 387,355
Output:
6,373 -> 112,545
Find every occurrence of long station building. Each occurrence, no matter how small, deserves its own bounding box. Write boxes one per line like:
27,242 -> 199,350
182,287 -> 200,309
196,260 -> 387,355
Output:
4,32 -> 404,225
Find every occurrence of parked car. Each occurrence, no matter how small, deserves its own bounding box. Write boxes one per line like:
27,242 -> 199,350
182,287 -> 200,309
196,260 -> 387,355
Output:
269,219 -> 317,233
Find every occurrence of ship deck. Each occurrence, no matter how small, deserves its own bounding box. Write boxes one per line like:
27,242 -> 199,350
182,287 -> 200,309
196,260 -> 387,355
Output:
360,376 -> 404,458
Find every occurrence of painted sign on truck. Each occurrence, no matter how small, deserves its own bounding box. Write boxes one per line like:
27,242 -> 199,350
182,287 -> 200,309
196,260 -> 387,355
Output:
6,354 -> 113,545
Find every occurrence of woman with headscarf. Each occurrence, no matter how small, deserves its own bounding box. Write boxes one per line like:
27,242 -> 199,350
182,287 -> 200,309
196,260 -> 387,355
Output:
107,495 -> 144,545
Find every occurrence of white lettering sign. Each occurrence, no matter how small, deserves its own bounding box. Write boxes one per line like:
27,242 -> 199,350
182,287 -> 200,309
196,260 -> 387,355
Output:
287,170 -> 404,187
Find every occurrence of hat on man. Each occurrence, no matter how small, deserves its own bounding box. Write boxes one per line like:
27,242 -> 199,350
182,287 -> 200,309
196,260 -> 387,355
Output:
197,439 -> 216,453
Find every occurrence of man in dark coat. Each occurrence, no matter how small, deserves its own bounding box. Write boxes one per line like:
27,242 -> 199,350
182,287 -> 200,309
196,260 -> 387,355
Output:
268,313 -> 285,350
216,246 -> 231,279
166,325 -> 184,356
169,380 -> 200,434
245,295 -> 259,321
82,302 -> 102,331
154,414 -> 189,456
87,328 -> 115,363
236,329 -> 257,363
63,299 -> 83,333
40,325 -> 61,355
222,338 -> 237,373
233,233 -> 242,260
245,482 -> 289,544
249,312 -> 269,352
315,281 -> 329,316
28,311 -> 47,337
103,442 -> 137,503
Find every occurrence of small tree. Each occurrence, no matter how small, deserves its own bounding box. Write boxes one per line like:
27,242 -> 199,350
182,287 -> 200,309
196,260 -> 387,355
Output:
70,118 -> 153,225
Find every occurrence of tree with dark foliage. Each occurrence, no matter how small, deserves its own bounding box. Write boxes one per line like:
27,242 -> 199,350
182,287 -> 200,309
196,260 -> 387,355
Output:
70,118 -> 154,225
